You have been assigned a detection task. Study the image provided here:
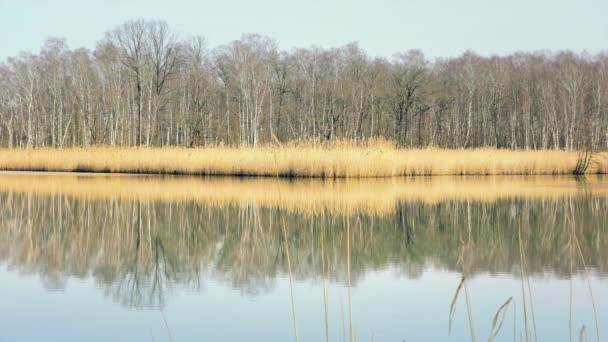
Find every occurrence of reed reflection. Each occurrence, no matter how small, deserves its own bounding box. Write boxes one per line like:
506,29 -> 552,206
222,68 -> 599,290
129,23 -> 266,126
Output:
0,175 -> 607,310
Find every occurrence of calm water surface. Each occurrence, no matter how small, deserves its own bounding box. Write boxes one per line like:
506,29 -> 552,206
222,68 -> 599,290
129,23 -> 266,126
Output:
0,173 -> 607,341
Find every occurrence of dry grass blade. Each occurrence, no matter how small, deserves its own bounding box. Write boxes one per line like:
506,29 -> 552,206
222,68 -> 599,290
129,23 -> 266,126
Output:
449,276 -> 466,334
488,297 -> 513,342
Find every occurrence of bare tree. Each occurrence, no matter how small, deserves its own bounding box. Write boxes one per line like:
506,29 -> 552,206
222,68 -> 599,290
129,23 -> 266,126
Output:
106,20 -> 147,146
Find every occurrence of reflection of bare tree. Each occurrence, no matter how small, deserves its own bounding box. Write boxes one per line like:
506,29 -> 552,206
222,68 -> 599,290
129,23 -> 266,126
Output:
0,192 -> 607,309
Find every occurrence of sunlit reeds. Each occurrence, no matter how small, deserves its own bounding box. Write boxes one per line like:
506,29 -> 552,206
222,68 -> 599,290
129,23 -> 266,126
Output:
1,145 -> 608,177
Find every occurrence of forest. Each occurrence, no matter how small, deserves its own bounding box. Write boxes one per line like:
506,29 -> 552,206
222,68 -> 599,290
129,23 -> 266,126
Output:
1,19 -> 607,150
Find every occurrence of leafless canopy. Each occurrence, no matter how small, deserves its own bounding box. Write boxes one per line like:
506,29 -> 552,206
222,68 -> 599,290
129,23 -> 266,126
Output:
1,20 -> 607,149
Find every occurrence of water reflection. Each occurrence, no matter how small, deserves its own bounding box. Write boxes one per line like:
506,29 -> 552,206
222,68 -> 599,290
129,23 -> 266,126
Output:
1,172 -> 608,215
0,173 -> 606,341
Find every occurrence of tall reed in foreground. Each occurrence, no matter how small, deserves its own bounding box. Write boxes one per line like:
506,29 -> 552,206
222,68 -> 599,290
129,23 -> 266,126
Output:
1,144 -> 608,177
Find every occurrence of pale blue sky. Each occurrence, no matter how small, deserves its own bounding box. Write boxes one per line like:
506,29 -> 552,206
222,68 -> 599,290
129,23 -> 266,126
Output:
1,0 -> 607,61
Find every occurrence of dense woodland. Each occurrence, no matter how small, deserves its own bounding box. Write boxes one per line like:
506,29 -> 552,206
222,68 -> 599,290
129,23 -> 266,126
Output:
1,19 -> 607,149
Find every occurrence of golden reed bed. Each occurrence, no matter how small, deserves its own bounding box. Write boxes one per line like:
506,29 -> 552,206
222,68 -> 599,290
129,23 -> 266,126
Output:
1,172 -> 607,216
0,146 -> 607,177
0,143 -> 608,178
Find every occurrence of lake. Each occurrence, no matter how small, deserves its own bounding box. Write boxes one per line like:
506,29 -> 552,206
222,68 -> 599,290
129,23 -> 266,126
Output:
0,173 -> 607,341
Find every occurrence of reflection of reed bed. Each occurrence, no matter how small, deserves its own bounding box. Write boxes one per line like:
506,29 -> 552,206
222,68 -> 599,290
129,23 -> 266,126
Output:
1,146 -> 608,177
0,193 -> 607,310
0,173 -> 608,216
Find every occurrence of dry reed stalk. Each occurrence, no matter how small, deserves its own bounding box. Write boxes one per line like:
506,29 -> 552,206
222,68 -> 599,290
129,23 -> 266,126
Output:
450,240 -> 476,342
580,325 -> 587,342
488,297 -> 512,342
573,226 -> 601,342
519,225 -> 538,342
463,279 -> 477,342
449,276 -> 465,335
570,232 -> 574,342
320,222 -> 330,342
346,216 -> 354,342
513,301 -> 517,342
272,154 -> 299,342
518,223 -> 531,342
160,308 -> 174,342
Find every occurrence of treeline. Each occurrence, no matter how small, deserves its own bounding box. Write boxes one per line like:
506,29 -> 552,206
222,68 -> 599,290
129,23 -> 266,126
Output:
1,19 -> 607,149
